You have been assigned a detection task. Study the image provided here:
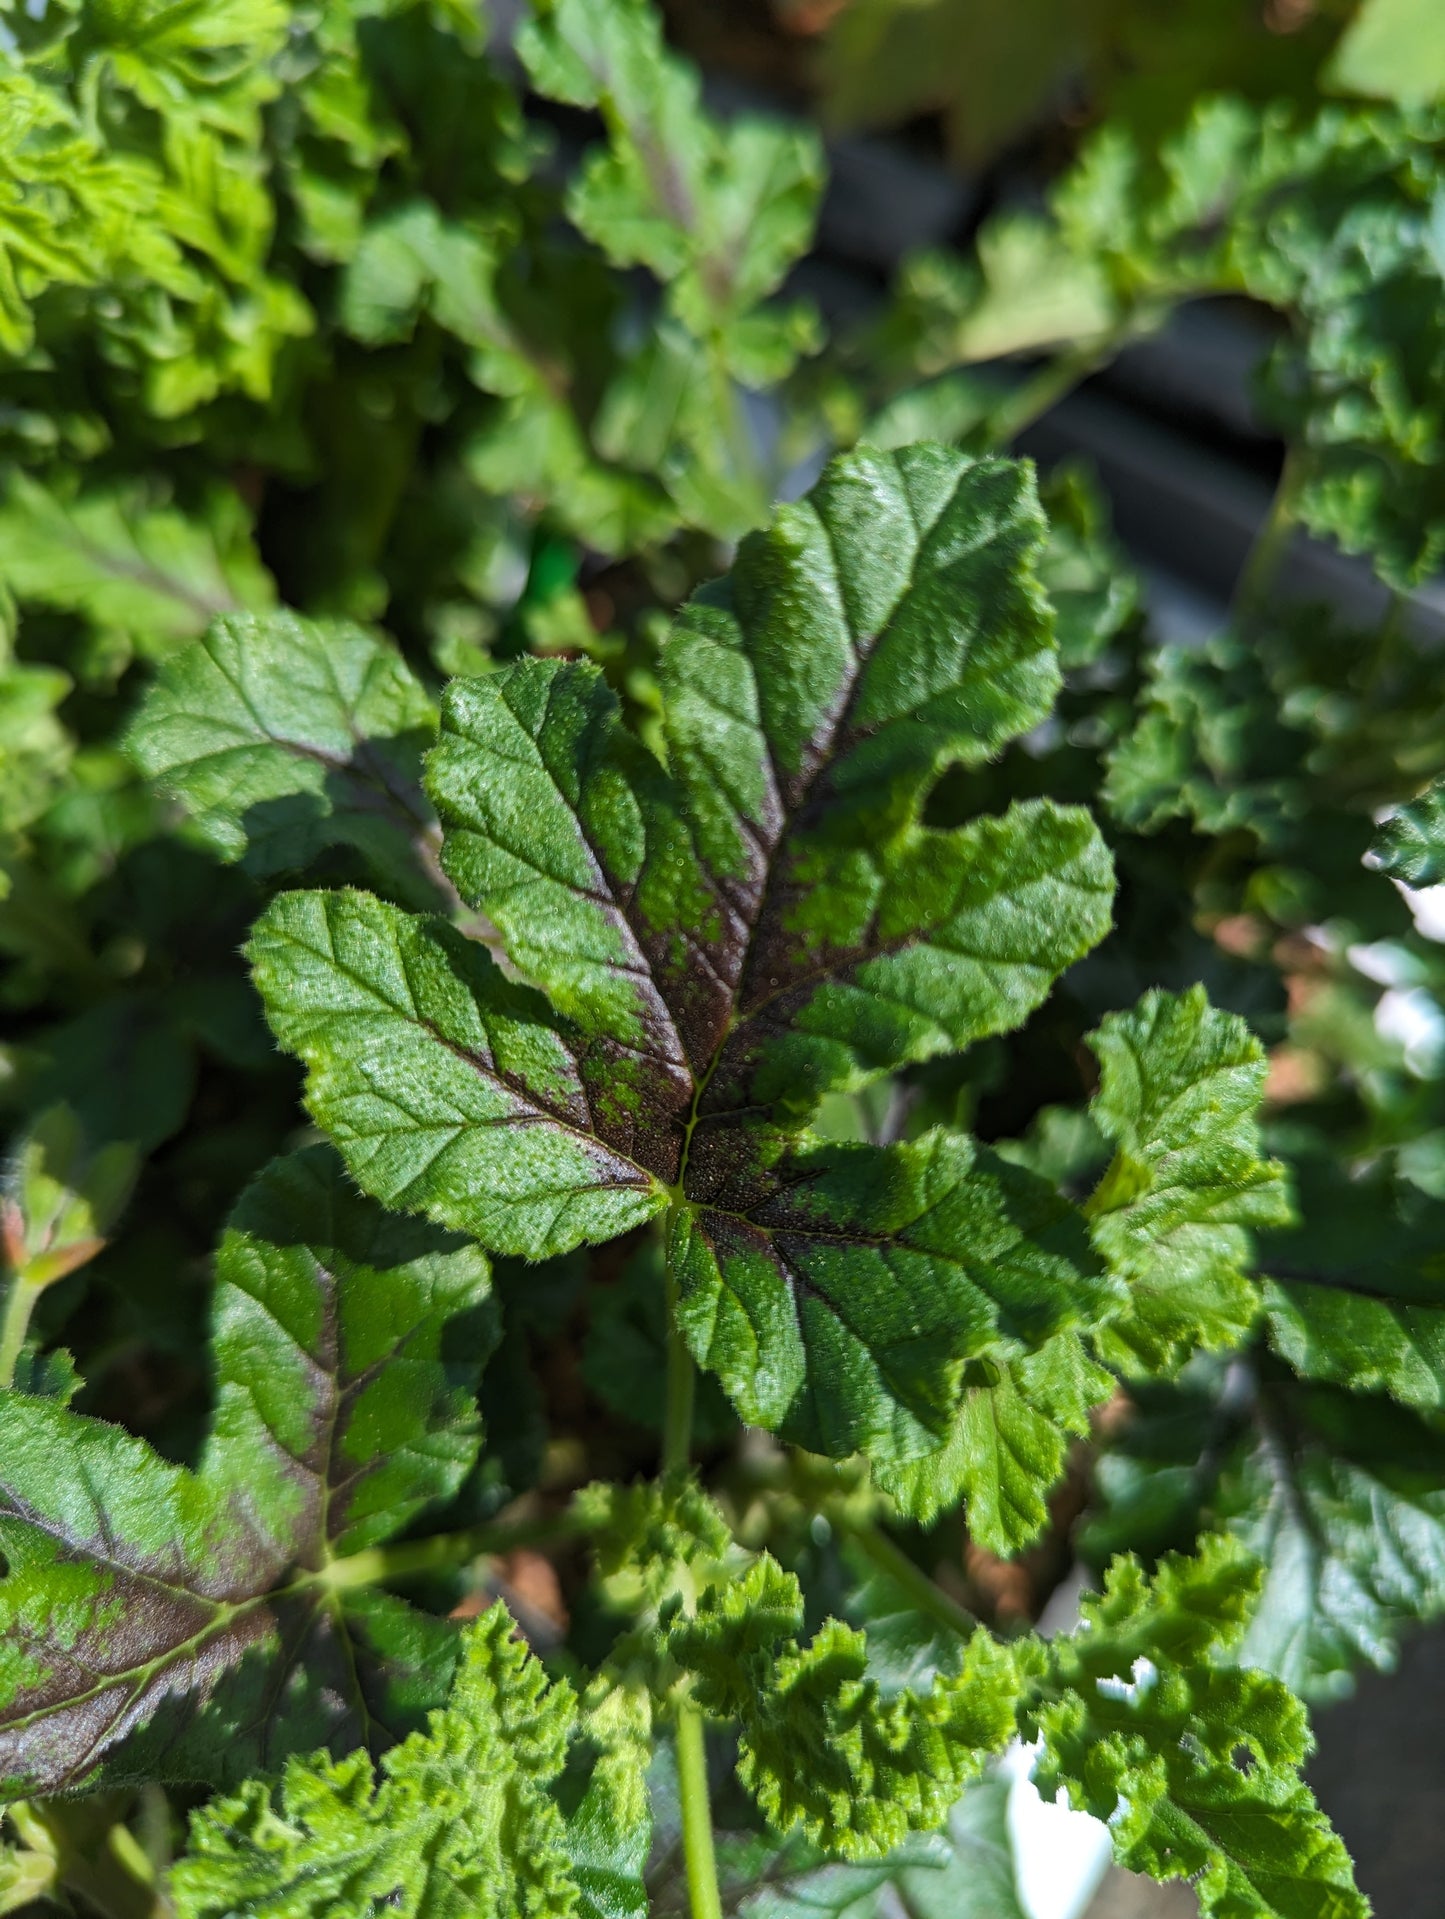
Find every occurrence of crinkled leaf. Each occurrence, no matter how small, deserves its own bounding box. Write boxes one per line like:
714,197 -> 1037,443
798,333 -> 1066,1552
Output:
170,1603 -> 578,1919
0,1148 -> 494,1797
576,1474 -> 734,1611
667,1556 -> 1020,1860
1027,1536 -> 1367,1919
1085,986 -> 1292,1374
1368,775 -> 1445,887
257,444 -> 1116,1467
876,1331 -> 1113,1551
127,612 -> 445,903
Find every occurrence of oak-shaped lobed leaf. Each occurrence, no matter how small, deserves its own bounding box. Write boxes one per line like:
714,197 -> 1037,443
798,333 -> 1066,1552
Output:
248,442 -> 1118,1478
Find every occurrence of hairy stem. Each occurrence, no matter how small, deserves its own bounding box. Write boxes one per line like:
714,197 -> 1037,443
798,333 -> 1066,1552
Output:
664,1236 -> 724,1919
981,339 -> 1112,448
840,1515 -> 980,1640
0,1274 -> 41,1390
674,1700 -> 725,1919
663,1252 -> 696,1475
1234,447 -> 1306,624
309,1508 -> 587,1593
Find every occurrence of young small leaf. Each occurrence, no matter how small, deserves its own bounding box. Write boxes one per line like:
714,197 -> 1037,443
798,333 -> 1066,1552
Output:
877,1331 -> 1113,1551
668,1556 -> 1021,1860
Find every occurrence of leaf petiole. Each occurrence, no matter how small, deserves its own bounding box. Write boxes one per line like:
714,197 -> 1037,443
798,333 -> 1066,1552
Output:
0,1274 -> 41,1391
837,1512 -> 981,1641
305,1508 -> 589,1594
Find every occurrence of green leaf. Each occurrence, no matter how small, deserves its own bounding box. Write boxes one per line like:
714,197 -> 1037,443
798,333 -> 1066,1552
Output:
1037,462 -> 1142,671
246,888 -> 667,1260
257,443 -> 1117,1470
1264,1276 -> 1445,1414
517,0 -> 822,353
876,1332 -> 1113,1551
671,1132 -> 1114,1466
0,470 -> 273,659
692,1773 -> 1028,1919
1223,1383 -> 1445,1698
516,0 -> 822,536
0,1147 -> 495,1797
1027,1535 -> 1367,1919
1328,0 -> 1445,111
170,1601 -> 580,1918
1085,987 -> 1293,1374
576,1473 -> 734,1611
1260,1157 -> 1445,1414
127,611 -> 445,902
1103,631 -> 1311,849
1368,775 -> 1445,887
667,1556 -> 1021,1859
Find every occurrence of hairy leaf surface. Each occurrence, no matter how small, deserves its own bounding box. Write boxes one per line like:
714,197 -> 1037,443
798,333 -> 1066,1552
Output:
0,1149 -> 494,1796
170,1603 -> 580,1919
127,612 -> 443,902
668,1557 -> 1020,1859
1086,987 -> 1292,1373
1027,1537 -> 1367,1919
255,444 -> 1117,1467
877,1331 -> 1113,1550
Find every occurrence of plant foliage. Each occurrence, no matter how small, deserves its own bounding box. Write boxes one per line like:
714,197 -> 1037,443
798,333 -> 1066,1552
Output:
2,0 -> 1443,1912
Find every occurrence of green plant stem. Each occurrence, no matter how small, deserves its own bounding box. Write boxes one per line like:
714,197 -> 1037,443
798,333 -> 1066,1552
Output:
674,1701 -> 725,1919
840,1515 -> 980,1641
1234,447 -> 1306,624
0,1273 -> 40,1389
981,340 -> 1112,448
310,1508 -> 586,1593
663,1254 -> 696,1476
663,1243 -> 724,1919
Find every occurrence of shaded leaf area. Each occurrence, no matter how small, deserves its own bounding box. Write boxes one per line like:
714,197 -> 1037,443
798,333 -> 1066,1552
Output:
127,612 -> 446,908
169,1604 -> 625,1919
0,1147 -> 495,1797
1026,1537 -> 1367,1919
1085,1335 -> 1445,1701
1262,1158 -> 1445,1415
254,443 -> 1120,1472
648,1761 -> 1028,1919
0,470 -> 274,661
